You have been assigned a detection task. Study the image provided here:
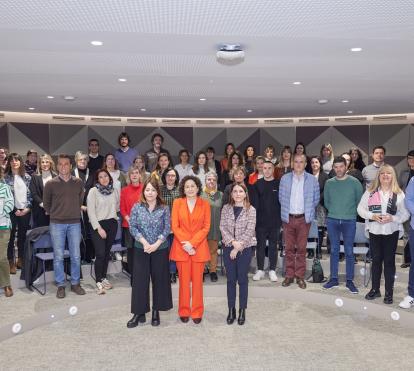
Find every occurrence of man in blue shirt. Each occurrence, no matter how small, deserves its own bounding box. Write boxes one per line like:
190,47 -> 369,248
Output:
114,132 -> 138,173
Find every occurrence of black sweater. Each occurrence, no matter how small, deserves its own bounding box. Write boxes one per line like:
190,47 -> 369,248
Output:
252,178 -> 281,229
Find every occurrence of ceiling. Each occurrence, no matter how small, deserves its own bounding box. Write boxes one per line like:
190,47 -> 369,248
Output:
0,0 -> 414,119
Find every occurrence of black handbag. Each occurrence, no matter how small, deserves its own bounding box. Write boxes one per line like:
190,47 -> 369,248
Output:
307,258 -> 326,283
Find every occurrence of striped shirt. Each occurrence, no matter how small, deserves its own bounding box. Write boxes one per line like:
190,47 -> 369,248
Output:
0,183 -> 14,229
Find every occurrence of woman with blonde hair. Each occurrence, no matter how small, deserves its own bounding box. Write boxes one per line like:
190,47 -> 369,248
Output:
274,146 -> 292,180
357,164 -> 409,304
320,143 -> 334,174
30,154 -> 57,227
132,155 -> 150,183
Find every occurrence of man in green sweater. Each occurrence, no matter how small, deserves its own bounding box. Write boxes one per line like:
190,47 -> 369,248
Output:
323,156 -> 363,293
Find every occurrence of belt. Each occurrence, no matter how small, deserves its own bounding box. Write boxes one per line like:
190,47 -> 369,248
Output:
289,213 -> 304,218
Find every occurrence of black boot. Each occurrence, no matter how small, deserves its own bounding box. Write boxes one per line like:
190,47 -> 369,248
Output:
383,291 -> 393,305
307,249 -> 314,259
151,310 -> 160,326
127,314 -> 146,328
170,273 -> 177,284
365,288 -> 381,300
227,307 -> 236,325
238,309 -> 246,325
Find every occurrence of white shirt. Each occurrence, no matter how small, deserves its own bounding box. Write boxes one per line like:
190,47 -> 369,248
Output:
109,170 -> 122,192
189,168 -> 206,188
289,172 -> 305,214
174,163 -> 193,182
42,171 -> 53,186
357,189 -> 410,237
14,175 -> 27,209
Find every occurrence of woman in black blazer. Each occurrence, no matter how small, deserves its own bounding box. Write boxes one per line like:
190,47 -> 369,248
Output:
29,154 -> 57,228
310,156 -> 329,259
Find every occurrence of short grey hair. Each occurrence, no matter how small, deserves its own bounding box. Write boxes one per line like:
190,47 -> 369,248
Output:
204,170 -> 218,182
74,150 -> 89,163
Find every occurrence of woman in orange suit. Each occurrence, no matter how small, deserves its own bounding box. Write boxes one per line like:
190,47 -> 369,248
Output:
170,175 -> 211,324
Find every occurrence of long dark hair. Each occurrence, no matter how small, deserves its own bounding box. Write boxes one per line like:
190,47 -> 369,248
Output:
95,168 -> 114,186
5,153 -> 25,176
140,176 -> 165,207
192,151 -> 209,174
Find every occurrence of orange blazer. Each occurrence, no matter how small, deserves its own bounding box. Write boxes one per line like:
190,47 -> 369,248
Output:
170,197 -> 211,263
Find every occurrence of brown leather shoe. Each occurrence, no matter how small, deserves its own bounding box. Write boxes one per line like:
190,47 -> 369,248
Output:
4,286 -> 13,297
56,286 -> 66,299
282,277 -> 294,287
16,258 -> 23,269
71,284 -> 86,295
296,278 -> 307,289
9,260 -> 16,275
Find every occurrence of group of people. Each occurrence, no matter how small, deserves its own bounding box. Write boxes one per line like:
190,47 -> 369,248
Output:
1,132 -> 414,328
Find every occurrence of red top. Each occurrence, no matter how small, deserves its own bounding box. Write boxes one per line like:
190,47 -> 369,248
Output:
248,172 -> 259,185
120,184 -> 143,228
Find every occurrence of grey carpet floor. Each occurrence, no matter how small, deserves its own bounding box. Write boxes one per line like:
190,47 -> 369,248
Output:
2,296 -> 414,371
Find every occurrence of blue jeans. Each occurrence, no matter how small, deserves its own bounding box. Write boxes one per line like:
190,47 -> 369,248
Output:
50,222 -> 81,286
408,226 -> 414,297
326,218 -> 356,281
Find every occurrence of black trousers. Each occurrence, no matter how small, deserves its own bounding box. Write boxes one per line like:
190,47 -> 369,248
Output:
369,231 -> 399,293
404,242 -> 411,264
8,210 -> 31,261
90,219 -> 118,283
131,247 -> 172,315
223,246 -> 252,309
256,227 -> 279,270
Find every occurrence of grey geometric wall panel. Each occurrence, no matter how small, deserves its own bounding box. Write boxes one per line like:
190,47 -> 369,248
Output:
0,123 -> 8,149
369,125 -> 407,155
88,126 -> 122,156
8,123 -> 49,155
193,128 -> 227,156
50,125 -> 88,155
125,126 -> 158,154
304,127 -> 333,158
297,126 -> 330,148
226,128 -> 259,152
259,127 -> 296,156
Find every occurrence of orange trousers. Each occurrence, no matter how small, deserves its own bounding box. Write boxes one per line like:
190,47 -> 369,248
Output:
176,259 -> 205,319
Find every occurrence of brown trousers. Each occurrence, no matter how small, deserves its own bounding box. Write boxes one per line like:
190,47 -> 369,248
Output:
283,216 -> 311,279
0,229 -> 11,288
208,240 -> 218,273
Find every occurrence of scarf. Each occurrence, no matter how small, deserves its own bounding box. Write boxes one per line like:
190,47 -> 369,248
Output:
203,186 -> 216,197
96,182 -> 114,196
368,189 -> 397,216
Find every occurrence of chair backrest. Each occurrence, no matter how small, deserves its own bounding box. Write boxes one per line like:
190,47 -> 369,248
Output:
32,232 -> 53,251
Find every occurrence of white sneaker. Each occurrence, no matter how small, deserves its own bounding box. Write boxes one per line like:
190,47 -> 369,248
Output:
102,278 -> 113,290
399,295 -> 414,309
252,270 -> 265,281
115,252 -> 122,261
269,270 -> 278,282
96,281 -> 106,295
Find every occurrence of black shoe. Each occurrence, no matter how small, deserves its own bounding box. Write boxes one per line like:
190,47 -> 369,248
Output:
127,314 -> 146,328
354,256 -> 358,264
238,309 -> 246,325
193,318 -> 202,324
401,263 -> 411,268
210,272 -> 218,282
365,289 -> 381,300
339,253 -> 345,262
227,307 -> 236,325
180,316 -> 189,323
384,292 -> 393,305
170,273 -> 177,284
307,250 -> 314,259
151,310 -> 160,326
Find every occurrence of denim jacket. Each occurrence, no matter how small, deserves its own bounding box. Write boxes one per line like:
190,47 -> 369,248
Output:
3,173 -> 32,209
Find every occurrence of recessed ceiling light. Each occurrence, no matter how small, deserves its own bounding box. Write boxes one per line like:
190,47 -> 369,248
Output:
63,95 -> 76,101
347,110 -> 354,114
199,98 -> 207,101
47,95 -> 54,99
247,109 -> 253,113
293,81 -> 301,85
28,107 -> 35,110
140,108 -> 146,112
90,41 -> 103,46
341,99 -> 349,103
350,47 -> 362,52
318,99 -> 329,104
118,78 -> 127,82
